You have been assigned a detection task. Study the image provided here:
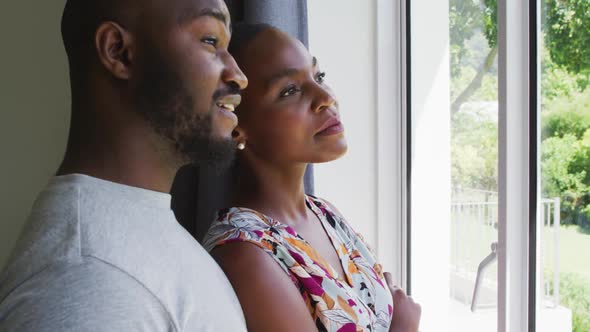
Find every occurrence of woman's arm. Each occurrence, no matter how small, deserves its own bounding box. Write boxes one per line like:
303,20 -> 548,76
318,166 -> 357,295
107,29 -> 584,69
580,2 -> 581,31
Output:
211,242 -> 318,332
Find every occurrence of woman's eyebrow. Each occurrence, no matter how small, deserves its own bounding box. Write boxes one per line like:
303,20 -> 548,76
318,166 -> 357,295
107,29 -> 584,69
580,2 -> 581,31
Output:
266,57 -> 319,87
266,68 -> 301,87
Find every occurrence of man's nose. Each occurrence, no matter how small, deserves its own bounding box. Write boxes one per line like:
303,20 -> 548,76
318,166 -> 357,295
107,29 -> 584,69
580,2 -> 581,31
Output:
222,53 -> 248,90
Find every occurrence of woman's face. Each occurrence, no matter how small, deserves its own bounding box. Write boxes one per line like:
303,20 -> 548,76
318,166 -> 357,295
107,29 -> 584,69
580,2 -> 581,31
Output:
233,29 -> 347,165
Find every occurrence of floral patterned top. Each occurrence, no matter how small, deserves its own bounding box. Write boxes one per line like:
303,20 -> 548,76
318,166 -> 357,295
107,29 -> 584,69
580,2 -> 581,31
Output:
203,195 -> 393,332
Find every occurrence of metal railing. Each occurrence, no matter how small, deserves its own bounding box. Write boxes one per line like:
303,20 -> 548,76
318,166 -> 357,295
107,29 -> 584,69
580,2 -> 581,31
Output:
451,194 -> 561,308
540,198 -> 561,307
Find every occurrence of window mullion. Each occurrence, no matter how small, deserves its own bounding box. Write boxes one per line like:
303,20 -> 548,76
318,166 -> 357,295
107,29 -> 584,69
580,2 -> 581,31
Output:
497,0 -> 535,331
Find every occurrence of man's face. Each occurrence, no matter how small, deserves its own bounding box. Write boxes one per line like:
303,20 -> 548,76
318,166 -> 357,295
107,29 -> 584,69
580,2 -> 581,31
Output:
133,0 -> 247,170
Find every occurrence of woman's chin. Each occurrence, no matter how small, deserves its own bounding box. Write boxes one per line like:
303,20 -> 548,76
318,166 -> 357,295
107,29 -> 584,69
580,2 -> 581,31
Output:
312,142 -> 348,164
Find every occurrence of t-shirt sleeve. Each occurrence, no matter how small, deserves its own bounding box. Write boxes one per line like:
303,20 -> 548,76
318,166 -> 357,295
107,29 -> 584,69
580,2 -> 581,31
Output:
0,258 -> 175,332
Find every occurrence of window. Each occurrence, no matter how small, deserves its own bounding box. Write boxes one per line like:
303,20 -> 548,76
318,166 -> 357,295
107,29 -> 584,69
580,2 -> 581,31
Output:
408,0 -> 499,330
406,0 -> 587,331
538,0 -> 590,331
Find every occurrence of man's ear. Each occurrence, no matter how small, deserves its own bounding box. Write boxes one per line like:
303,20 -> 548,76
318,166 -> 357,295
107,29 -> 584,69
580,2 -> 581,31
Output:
95,22 -> 134,80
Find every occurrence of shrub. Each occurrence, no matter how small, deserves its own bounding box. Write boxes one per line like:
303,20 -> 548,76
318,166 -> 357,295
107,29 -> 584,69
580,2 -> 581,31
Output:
559,273 -> 590,332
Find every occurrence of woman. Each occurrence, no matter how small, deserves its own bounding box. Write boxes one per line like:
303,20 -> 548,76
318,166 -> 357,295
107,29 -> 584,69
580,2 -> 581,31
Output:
203,23 -> 421,332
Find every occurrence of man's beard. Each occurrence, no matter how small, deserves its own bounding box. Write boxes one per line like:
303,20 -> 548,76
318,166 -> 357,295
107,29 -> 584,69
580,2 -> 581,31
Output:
135,47 -> 236,172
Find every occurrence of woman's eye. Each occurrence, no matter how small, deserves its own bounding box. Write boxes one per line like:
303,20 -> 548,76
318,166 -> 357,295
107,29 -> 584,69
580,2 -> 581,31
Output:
315,72 -> 326,83
202,36 -> 218,48
280,85 -> 300,97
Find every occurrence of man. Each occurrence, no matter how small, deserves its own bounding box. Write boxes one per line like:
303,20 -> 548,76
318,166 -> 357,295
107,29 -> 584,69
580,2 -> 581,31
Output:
0,0 -> 248,330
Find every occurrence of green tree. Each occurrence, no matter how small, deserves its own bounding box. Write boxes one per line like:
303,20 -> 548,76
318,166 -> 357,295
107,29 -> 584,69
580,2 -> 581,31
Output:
541,91 -> 590,224
450,0 -> 590,113
544,0 -> 590,88
541,44 -> 586,104
559,273 -> 590,332
452,105 -> 498,191
450,0 -> 497,113
542,92 -> 590,140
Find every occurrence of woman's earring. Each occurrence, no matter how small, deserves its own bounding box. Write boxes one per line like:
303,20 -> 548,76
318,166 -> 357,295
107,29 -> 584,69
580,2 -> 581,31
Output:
237,142 -> 246,151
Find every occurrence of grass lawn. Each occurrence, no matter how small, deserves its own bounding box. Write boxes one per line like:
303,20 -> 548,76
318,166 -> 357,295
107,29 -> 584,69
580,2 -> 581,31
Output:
545,225 -> 590,288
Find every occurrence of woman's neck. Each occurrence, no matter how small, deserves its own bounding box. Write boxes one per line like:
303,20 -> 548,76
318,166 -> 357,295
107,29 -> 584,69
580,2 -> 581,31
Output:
234,160 -> 310,225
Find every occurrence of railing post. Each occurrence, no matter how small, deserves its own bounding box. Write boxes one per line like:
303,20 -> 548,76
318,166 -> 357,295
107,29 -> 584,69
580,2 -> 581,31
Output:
553,198 -> 560,306
538,199 -> 545,307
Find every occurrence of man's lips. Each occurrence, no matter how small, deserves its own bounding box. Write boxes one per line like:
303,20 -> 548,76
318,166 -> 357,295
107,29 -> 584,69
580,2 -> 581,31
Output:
215,94 -> 242,113
316,116 -> 344,136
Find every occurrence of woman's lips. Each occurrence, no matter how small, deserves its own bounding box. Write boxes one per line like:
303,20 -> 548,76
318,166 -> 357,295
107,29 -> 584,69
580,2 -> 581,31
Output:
316,121 -> 344,136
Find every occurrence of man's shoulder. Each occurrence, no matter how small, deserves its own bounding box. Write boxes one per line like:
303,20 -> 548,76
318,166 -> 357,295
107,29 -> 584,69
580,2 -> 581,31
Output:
0,257 -> 176,331
2,257 -> 164,301
2,175 -> 247,331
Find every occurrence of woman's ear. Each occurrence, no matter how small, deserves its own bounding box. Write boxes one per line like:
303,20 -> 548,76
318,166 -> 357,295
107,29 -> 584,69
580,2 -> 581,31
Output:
232,126 -> 248,150
95,21 -> 134,80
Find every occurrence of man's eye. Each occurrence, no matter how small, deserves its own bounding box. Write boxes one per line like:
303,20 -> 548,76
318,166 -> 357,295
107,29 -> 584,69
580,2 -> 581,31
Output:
280,85 -> 300,97
315,72 -> 326,84
202,36 -> 218,47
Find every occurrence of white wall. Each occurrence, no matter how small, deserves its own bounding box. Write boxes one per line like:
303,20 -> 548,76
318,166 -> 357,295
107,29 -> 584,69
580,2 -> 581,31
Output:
0,1 -> 70,269
307,0 -> 379,248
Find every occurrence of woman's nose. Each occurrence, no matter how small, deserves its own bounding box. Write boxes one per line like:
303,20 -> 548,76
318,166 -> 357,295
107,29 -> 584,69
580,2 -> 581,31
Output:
312,85 -> 337,113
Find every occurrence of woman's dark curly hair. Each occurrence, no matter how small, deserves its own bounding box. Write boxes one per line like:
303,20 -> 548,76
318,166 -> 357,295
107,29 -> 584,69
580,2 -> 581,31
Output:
229,22 -> 276,56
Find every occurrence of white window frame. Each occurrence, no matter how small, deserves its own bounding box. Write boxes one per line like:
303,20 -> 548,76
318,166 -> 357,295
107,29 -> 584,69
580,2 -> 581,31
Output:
380,0 -> 541,330
497,0 -> 538,331
375,0 -> 408,290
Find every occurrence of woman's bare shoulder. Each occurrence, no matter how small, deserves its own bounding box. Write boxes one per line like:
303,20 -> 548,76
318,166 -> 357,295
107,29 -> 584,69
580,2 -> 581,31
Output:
211,242 -> 317,332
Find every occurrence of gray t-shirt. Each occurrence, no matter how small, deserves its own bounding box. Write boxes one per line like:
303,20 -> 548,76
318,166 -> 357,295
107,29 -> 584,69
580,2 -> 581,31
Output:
0,174 -> 246,331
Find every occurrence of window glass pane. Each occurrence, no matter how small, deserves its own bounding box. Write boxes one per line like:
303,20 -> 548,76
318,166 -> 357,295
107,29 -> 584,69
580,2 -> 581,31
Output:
538,1 -> 590,331
410,0 -> 499,330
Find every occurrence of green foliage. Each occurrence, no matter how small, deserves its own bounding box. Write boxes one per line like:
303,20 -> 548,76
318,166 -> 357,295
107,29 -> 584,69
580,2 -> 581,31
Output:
541,45 -> 587,103
451,66 -> 498,102
571,129 -> 590,185
543,0 -> 590,84
541,91 -> 590,139
559,273 -> 590,332
449,0 -> 498,79
541,91 -> 590,225
538,17 -> 590,223
482,0 -> 497,48
451,0 -> 590,102
541,135 -> 588,198
583,204 -> 590,222
450,0 -> 485,78
451,105 -> 498,191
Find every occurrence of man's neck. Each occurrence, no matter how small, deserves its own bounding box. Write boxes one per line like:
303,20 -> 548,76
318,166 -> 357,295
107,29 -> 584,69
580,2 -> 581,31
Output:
57,156 -> 177,194
58,117 -> 182,194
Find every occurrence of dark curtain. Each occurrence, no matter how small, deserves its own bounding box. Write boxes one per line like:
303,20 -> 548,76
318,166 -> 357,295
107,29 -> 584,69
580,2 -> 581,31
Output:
171,0 -> 312,242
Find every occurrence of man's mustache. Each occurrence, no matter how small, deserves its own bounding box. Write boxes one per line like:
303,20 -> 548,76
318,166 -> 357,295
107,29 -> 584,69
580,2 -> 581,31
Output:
212,84 -> 242,101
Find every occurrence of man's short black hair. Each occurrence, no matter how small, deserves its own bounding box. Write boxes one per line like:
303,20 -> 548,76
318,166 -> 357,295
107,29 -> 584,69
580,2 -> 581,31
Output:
61,0 -> 130,63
